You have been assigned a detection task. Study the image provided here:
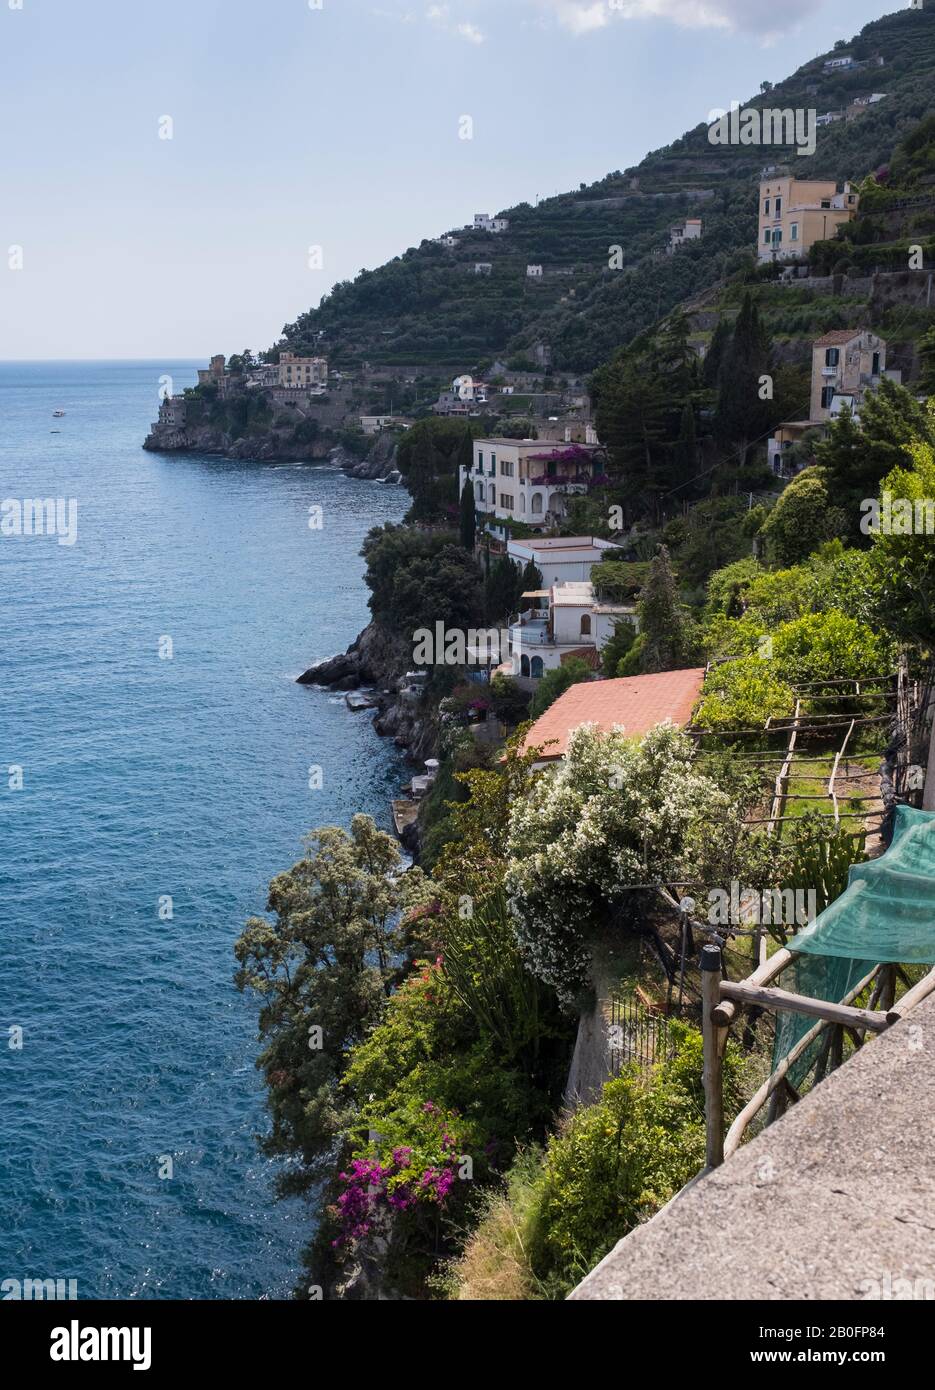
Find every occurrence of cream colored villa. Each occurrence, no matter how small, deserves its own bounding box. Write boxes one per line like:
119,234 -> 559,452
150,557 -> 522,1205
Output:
758,176 -> 858,262
461,439 -> 602,529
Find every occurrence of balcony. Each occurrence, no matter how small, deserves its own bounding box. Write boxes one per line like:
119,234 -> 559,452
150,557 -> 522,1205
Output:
509,618 -> 552,647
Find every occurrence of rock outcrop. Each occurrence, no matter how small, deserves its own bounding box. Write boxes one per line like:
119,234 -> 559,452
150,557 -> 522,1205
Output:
297,622 -> 437,768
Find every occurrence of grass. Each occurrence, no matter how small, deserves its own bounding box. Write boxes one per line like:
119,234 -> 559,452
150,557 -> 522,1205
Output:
445,1148 -> 548,1301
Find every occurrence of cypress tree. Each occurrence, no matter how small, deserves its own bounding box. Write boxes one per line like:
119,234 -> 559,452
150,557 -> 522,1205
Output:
715,293 -> 771,468
637,546 -> 692,673
703,318 -> 731,389
459,477 -> 476,551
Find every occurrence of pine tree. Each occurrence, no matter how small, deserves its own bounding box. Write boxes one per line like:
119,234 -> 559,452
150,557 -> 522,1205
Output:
459,477 -> 476,551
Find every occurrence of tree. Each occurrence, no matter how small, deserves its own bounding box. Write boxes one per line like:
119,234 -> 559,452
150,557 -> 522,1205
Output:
518,558 -> 544,611
817,379 -> 935,543
715,293 -> 772,468
670,402 -> 698,496
505,724 -> 764,1001
759,468 -> 848,566
485,554 -> 522,624
459,477 -> 476,552
456,426 -> 475,479
871,432 -> 935,650
637,546 -> 694,672
601,618 -> 637,676
528,657 -> 593,720
703,318 -> 731,390
592,349 -> 670,517
918,328 -> 935,399
393,544 -> 486,640
406,430 -> 440,522
233,817 -> 430,1194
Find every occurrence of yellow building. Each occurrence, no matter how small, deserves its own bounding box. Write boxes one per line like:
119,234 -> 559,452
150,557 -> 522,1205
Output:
278,352 -> 328,388
758,176 -> 858,262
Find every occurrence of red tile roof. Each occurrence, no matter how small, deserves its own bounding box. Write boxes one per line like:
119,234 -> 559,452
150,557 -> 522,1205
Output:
560,646 -> 601,671
521,668 -> 706,762
813,329 -> 861,347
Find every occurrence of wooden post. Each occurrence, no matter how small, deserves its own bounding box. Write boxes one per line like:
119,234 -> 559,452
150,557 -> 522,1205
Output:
677,910 -> 689,1016
701,944 -> 724,1169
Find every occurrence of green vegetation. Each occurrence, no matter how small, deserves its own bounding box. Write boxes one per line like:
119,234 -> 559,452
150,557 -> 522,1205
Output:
275,8 -> 935,375
527,657 -> 593,720
236,4 -> 935,1307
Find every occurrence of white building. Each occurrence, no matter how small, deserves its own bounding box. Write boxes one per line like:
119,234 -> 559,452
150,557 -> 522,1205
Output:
474,214 -> 509,233
461,440 -> 603,529
526,264 -> 544,278
474,263 -> 493,276
506,535 -> 620,588
507,580 -> 637,685
668,218 -> 702,254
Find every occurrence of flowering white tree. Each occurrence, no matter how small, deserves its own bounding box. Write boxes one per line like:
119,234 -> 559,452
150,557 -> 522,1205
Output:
505,723 -> 741,1002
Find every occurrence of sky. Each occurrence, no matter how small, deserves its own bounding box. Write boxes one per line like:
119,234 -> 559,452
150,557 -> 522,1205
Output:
0,0 -> 901,359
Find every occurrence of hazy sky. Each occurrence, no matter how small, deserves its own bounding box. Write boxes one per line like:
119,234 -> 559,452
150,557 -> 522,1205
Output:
0,0 -> 897,359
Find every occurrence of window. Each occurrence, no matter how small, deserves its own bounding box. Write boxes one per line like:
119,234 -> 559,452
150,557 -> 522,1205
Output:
500,460 -> 514,477
872,351 -> 881,375
821,200 -> 830,209
476,482 -> 484,502
530,494 -> 543,514
491,453 -> 497,470
580,614 -> 591,636
764,198 -> 770,215
490,488 -> 496,507
476,450 -> 484,472
774,229 -> 782,244
530,657 -> 544,679
520,655 -> 530,677
790,223 -> 799,241
500,494 -> 514,511
520,494 -> 526,513
825,348 -> 840,367
821,387 -> 835,409
775,197 -> 782,217
764,229 -> 771,244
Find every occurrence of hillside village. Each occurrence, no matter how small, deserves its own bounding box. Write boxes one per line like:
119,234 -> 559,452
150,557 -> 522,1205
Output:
156,3 -> 935,1308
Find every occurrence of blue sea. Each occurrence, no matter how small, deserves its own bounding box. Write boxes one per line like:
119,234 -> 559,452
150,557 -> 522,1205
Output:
0,361 -> 408,1299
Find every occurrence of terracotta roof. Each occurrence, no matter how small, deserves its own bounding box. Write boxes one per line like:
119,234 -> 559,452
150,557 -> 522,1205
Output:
520,668 -> 706,762
813,329 -> 862,347
560,647 -> 601,671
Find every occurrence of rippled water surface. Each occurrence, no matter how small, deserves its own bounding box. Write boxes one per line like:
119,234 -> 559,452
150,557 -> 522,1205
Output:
0,360 -> 408,1297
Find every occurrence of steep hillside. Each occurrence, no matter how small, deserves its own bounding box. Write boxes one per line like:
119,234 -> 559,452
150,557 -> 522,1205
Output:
281,4 -> 935,374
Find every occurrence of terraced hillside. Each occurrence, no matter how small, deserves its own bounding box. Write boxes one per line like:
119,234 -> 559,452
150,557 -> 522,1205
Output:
280,4 -> 935,374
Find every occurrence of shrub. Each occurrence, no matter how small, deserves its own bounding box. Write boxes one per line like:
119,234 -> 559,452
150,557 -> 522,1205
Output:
695,657 -> 796,731
769,609 -> 893,686
528,657 -> 593,719
506,724 -> 743,1000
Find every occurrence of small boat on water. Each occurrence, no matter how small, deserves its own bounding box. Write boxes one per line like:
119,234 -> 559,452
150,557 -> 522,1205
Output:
52,409 -> 65,417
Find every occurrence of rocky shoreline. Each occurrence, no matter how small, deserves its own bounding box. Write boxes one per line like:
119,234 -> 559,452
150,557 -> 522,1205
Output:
143,421 -> 403,482
297,621 -> 439,853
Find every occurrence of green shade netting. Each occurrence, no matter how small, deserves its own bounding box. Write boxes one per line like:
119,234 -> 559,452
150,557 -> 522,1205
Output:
773,805 -> 935,1081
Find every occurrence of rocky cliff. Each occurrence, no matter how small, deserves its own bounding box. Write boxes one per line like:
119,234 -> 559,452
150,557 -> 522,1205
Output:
297,620 -> 438,770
